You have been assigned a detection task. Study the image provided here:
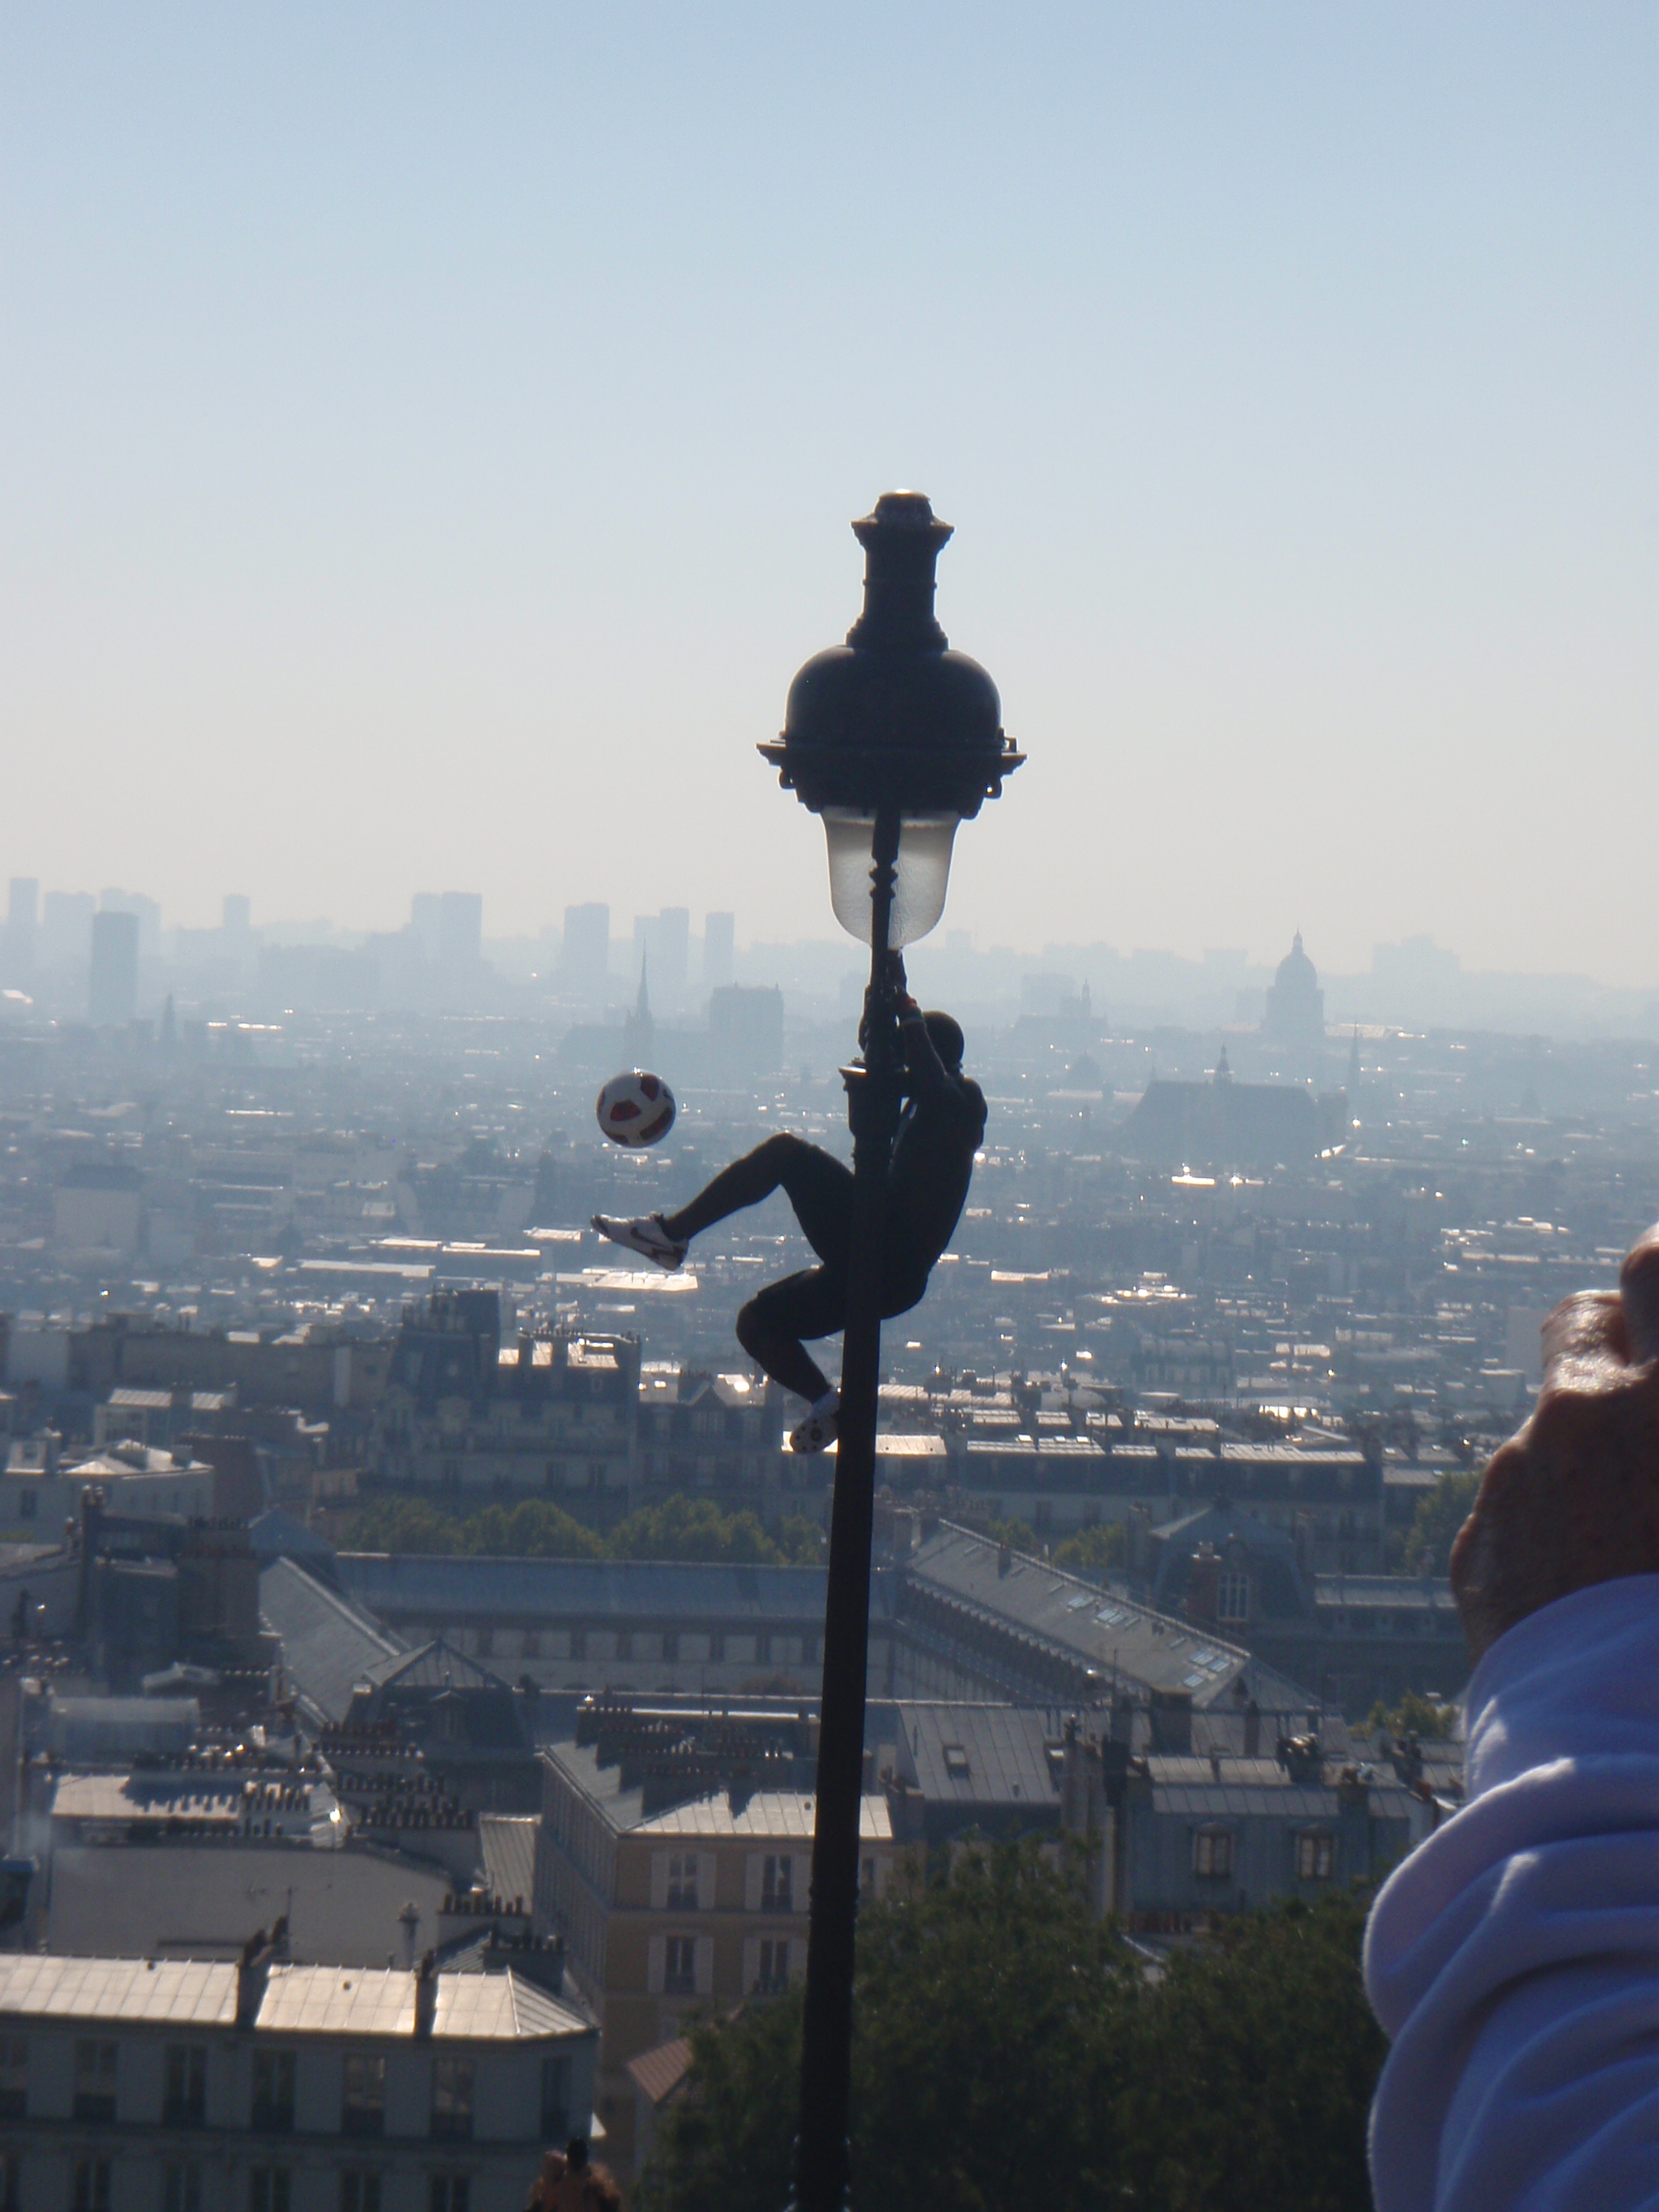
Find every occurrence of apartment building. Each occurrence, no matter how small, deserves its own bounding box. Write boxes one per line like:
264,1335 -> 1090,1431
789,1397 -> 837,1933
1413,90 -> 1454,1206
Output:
534,1734 -> 897,2177
0,1944 -> 596,2212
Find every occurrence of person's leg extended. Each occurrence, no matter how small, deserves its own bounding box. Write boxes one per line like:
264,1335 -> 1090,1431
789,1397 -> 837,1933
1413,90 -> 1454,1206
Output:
662,1132 -> 851,1258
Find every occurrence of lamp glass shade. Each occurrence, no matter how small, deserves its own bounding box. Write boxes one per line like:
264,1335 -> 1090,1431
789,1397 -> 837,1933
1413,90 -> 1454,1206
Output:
822,808 -> 959,950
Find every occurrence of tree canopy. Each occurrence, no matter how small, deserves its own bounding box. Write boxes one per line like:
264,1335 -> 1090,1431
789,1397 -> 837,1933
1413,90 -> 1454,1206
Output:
638,1841 -> 1386,2212
1403,1468 -> 1479,1573
1367,1687 -> 1457,1742
1052,1519 -> 1126,1574
342,1490 -> 824,1565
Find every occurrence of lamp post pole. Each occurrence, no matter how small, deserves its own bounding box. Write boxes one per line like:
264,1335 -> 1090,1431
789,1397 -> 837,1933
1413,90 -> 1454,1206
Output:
793,811 -> 902,2212
760,493 -> 1021,2212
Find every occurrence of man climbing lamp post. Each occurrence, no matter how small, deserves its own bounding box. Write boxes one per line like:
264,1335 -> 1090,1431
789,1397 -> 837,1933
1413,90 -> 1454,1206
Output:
759,491 -> 1021,2212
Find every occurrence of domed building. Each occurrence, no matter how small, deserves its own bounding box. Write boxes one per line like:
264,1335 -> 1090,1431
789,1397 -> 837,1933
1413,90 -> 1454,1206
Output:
1262,931 -> 1325,1057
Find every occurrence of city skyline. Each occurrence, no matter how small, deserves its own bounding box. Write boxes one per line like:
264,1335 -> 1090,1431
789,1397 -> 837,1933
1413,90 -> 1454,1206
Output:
3,7 -> 1653,983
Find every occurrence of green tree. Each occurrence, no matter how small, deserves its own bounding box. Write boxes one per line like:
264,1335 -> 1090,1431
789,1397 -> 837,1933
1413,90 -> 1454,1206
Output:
342,1491 -> 822,1565
343,1495 -> 605,1558
771,1513 -> 827,1565
344,1497 -> 472,1554
852,1841 -> 1133,2212
1403,1468 -> 1479,1573
638,1841 -> 1132,2212
606,1494 -> 783,1565
634,1984 -> 802,2212
983,1516 -> 1040,1555
1052,1520 -> 1126,1574
640,1855 -> 1388,2212
457,1498 -> 606,1559
1366,1687 -> 1456,1741
1115,1887 -> 1386,2212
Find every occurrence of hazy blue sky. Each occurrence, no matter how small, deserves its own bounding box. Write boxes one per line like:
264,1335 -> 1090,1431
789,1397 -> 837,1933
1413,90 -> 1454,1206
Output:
3,5 -> 1653,979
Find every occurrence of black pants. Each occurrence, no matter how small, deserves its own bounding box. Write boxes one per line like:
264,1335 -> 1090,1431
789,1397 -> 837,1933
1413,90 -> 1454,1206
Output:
661,1132 -> 928,1403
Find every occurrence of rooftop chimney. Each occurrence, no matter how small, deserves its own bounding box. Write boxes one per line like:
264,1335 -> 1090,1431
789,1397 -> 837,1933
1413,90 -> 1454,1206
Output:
413,1949 -> 438,2038
236,1921 -> 284,2028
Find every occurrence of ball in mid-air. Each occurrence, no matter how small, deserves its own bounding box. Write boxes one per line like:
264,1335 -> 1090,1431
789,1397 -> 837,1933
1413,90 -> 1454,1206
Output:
596,1069 -> 676,1147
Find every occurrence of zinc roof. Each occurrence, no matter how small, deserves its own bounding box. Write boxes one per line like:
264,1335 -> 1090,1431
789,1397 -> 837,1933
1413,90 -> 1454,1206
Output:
479,1814 -> 537,1910
0,1957 -> 588,2040
52,1774 -> 249,1826
341,1553 -> 837,1623
234,1963 -> 586,2039
632,1790 -> 892,1841
895,1704 -> 1059,1806
258,1556 -> 405,1725
909,1524 -> 1252,1704
0,1955 -> 236,2026
1151,1780 -> 1420,1823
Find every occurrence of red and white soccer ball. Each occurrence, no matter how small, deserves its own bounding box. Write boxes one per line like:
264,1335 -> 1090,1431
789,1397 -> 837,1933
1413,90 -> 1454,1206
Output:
596,1069 -> 676,1147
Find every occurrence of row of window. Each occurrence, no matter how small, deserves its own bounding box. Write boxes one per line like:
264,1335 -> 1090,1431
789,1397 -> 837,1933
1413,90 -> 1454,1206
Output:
64,2160 -> 468,2212
1190,1830 -> 1335,1882
0,2039 -> 569,2142
660,1851 -> 796,1911
460,1626 -> 817,1664
656,1935 -> 793,1996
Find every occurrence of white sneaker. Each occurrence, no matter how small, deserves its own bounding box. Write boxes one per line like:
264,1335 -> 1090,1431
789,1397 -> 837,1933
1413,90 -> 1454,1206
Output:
790,1390 -> 840,1454
590,1213 -> 687,1270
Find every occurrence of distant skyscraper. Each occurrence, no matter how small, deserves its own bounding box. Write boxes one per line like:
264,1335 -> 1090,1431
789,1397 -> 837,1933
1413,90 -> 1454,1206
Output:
409,893 -> 441,955
100,888 -> 161,957
41,891 -> 95,968
89,909 -> 139,1025
562,903 -> 610,998
222,894 -> 251,935
439,892 -> 483,966
703,912 -> 735,991
1,879 -> 37,982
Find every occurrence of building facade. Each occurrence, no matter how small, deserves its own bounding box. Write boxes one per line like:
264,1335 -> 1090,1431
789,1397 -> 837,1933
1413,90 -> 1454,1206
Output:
535,1737 -> 896,2179
0,1947 -> 596,2212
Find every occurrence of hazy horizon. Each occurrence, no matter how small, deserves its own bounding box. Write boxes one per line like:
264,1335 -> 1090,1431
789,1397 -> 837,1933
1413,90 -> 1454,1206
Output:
4,6 -> 1654,981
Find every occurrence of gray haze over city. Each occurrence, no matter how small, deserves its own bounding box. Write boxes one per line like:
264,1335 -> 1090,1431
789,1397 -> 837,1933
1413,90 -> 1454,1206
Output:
3,7 -> 1654,981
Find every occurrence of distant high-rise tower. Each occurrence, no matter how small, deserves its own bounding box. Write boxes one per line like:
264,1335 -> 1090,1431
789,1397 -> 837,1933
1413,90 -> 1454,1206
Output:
703,911 -> 735,991
439,892 -> 483,966
100,889 -> 161,957
222,894 -> 251,936
88,909 -> 139,1025
562,903 -> 611,998
41,891 -> 95,968
1,879 -> 37,982
410,893 -> 441,955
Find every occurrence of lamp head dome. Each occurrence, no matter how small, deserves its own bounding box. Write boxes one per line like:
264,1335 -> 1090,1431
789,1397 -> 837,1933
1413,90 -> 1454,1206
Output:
760,492 -> 1021,821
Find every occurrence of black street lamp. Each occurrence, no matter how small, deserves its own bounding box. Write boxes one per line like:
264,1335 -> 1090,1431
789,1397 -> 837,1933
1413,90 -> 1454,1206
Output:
760,491 -> 1021,2212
